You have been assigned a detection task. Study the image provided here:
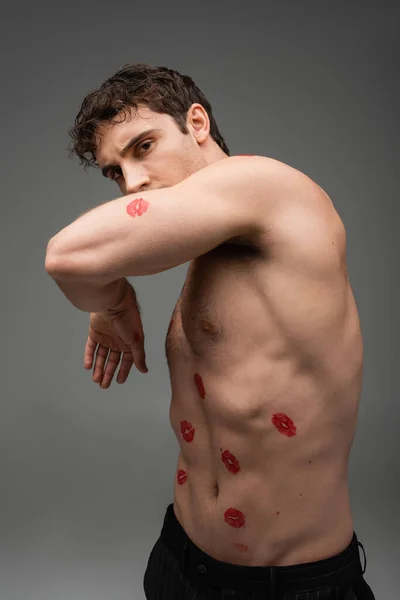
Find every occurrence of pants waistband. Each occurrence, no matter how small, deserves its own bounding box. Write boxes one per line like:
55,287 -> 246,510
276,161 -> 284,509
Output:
160,503 -> 367,595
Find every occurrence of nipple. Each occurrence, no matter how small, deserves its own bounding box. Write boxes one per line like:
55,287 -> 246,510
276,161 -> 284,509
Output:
199,319 -> 217,335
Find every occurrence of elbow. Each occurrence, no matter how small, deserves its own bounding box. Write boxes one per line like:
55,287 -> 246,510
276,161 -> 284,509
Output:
45,239 -> 73,278
45,238 -> 61,275
45,252 -> 65,278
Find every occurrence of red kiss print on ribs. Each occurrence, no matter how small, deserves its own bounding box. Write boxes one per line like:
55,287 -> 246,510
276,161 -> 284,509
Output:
272,413 -> 297,437
126,197 -> 149,217
177,469 -> 187,485
180,420 -> 195,443
221,450 -> 241,474
194,373 -> 206,399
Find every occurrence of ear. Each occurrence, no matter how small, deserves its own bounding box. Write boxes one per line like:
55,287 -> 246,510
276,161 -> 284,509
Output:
186,103 -> 210,145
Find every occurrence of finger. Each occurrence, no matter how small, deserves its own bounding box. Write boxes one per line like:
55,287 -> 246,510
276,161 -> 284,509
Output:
99,349 -> 122,389
84,336 -> 97,370
116,352 -> 135,384
92,345 -> 109,384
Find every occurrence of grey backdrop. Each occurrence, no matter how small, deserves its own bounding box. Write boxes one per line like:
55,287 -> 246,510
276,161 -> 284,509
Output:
0,2 -> 398,599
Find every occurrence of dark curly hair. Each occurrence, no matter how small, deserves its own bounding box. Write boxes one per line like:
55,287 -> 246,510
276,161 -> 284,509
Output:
68,63 -> 230,171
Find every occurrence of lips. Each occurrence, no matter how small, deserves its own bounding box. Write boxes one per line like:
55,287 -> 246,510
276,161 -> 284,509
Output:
221,450 -> 240,474
224,508 -> 246,529
272,413 -> 297,437
180,420 -> 195,443
177,469 -> 187,485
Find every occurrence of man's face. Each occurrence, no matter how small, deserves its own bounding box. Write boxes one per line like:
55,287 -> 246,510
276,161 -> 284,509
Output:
94,104 -> 207,195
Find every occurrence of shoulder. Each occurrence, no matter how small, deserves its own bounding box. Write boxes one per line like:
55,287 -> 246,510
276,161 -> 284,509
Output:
182,154 -> 311,233
223,156 -> 347,273
228,156 -> 345,241
180,155 -> 346,270
194,155 -> 305,190
199,154 -> 327,223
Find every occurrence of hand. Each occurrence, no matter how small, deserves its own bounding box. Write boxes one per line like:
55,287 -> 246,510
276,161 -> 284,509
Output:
83,281 -> 148,388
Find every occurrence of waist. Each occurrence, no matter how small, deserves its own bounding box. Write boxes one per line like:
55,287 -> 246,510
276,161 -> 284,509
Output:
161,502 -> 364,595
173,473 -> 353,566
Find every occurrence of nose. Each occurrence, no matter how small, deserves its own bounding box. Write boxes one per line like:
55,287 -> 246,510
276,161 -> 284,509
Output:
124,168 -> 150,195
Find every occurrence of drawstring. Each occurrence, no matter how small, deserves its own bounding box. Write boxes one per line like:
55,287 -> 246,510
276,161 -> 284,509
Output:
357,540 -> 367,574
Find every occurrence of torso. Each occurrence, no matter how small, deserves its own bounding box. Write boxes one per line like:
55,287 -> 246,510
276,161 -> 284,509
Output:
165,177 -> 364,566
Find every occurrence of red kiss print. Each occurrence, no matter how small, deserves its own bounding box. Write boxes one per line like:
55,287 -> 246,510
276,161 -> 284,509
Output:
126,197 -> 149,217
224,508 -> 246,529
194,373 -> 205,399
180,420 -> 195,443
272,413 -> 297,437
233,543 -> 249,553
221,450 -> 240,474
177,469 -> 187,485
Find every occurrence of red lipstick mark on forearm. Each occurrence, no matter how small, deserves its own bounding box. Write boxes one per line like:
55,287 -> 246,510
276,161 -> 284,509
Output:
194,373 -> 205,398
224,508 -> 246,528
180,420 -> 195,442
272,413 -> 297,437
221,450 -> 240,474
177,469 -> 187,485
126,197 -> 149,217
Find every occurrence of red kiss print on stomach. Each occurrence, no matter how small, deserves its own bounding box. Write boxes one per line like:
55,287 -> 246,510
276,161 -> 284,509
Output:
221,450 -> 240,474
233,542 -> 249,553
272,413 -> 297,437
224,508 -> 246,529
180,420 -> 195,443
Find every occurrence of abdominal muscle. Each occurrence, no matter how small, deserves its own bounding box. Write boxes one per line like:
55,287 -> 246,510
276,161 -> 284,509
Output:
169,349 -> 358,567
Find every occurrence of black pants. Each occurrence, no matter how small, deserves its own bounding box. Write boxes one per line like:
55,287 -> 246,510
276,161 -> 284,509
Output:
143,503 -> 375,599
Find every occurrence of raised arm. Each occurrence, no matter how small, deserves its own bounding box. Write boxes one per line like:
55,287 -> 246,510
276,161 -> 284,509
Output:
45,156 -> 300,284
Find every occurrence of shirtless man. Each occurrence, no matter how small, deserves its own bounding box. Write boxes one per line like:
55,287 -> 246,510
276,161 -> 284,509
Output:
45,64 -> 375,599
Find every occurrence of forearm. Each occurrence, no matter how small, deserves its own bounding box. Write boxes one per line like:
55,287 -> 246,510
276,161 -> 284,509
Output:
48,273 -> 129,313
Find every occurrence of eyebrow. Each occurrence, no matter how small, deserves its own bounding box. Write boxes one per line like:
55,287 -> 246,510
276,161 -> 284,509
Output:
100,128 -> 160,178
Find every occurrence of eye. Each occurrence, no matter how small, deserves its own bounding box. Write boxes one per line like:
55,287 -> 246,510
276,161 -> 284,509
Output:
107,140 -> 152,181
110,168 -> 122,181
138,140 -> 152,153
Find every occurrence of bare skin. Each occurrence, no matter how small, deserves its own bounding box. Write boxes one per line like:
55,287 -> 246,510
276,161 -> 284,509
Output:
86,104 -> 364,567
166,188 -> 363,567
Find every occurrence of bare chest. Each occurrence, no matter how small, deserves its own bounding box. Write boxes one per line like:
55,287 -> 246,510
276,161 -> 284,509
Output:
165,239 -> 267,366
